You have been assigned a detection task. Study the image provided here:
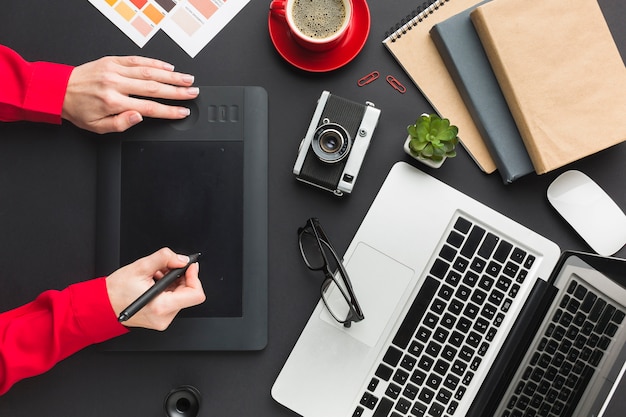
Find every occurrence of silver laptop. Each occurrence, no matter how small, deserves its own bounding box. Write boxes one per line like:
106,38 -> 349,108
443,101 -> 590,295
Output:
272,162 -> 626,417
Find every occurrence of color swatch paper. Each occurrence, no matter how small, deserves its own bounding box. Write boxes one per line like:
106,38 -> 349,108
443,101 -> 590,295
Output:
88,0 -> 251,57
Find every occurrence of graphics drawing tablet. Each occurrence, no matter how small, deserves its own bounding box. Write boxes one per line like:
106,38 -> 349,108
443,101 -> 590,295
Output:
96,86 -> 268,351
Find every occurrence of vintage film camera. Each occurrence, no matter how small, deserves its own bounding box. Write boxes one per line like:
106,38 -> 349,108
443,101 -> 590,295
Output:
293,91 -> 381,196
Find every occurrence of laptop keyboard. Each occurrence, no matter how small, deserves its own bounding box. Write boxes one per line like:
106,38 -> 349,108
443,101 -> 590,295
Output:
353,216 -> 536,417
502,279 -> 625,417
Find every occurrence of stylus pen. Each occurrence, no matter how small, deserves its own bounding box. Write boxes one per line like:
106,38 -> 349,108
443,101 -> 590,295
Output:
117,252 -> 201,323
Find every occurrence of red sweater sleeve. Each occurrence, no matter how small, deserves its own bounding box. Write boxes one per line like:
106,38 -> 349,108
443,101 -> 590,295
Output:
0,277 -> 129,395
0,44 -> 74,124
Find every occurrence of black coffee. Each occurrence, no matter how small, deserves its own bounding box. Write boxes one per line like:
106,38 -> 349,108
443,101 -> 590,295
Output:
292,0 -> 347,39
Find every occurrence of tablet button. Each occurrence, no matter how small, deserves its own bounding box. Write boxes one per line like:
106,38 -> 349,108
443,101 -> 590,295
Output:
208,104 -> 240,122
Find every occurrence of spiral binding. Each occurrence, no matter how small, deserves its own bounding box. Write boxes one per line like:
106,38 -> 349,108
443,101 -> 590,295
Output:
384,0 -> 450,42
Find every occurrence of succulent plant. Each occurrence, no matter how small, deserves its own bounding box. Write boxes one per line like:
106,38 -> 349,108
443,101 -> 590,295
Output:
407,114 -> 459,162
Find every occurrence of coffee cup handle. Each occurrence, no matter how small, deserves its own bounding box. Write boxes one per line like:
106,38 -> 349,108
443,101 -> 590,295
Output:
269,0 -> 287,18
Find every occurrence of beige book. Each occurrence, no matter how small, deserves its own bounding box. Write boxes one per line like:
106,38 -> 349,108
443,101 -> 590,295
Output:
383,0 -> 497,174
471,0 -> 626,174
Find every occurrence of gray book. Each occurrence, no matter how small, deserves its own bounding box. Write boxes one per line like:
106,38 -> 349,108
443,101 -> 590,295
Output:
430,2 -> 534,183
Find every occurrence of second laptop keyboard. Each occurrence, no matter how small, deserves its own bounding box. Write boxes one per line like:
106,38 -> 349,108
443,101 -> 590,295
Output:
501,278 -> 625,417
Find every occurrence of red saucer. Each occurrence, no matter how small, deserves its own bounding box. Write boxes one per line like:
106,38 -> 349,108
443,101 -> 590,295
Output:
268,0 -> 370,72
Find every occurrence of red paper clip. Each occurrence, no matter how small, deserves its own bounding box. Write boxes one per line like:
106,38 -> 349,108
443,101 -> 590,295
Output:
386,75 -> 406,93
357,71 -> 380,86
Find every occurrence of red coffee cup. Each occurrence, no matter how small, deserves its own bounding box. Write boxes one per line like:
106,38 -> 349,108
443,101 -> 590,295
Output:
270,0 -> 353,52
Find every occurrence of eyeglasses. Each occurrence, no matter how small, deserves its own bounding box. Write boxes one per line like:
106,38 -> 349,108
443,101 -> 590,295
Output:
298,218 -> 364,328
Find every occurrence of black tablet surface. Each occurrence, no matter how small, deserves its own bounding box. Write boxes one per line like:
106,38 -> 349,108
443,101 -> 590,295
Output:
96,86 -> 268,350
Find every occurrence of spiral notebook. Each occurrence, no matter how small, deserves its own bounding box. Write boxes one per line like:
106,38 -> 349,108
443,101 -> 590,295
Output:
382,0 -> 496,174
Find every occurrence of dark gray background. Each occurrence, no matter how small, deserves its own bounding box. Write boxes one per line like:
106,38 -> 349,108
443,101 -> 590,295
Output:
0,0 -> 624,415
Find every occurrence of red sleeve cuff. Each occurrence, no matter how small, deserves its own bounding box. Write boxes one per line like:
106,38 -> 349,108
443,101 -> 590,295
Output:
68,277 -> 129,344
22,61 -> 74,125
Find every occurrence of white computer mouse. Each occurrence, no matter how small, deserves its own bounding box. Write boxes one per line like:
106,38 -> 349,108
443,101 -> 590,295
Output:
547,170 -> 626,256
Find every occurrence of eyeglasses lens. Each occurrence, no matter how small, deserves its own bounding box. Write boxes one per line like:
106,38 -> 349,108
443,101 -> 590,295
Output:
299,229 -> 325,270
321,274 -> 352,323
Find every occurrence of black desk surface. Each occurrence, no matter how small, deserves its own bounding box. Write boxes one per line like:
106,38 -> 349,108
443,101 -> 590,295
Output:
1,0 -> 625,416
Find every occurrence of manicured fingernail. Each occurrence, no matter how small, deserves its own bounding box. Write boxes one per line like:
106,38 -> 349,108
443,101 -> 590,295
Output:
177,254 -> 190,263
163,62 -> 175,71
187,87 -> 200,96
129,112 -> 143,125
182,74 -> 195,84
179,108 -> 191,117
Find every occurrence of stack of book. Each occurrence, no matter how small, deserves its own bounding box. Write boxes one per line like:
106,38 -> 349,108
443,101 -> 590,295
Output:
383,0 -> 626,183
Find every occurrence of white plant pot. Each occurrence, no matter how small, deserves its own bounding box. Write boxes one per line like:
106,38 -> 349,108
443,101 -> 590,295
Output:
404,136 -> 446,168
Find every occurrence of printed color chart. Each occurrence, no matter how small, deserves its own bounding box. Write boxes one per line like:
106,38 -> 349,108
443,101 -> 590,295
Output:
88,0 -> 250,57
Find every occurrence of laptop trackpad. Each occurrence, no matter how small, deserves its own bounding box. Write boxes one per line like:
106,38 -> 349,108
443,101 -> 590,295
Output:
320,242 -> 414,347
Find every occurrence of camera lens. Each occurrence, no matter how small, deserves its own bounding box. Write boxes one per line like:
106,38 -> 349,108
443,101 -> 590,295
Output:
320,132 -> 342,153
311,123 -> 351,163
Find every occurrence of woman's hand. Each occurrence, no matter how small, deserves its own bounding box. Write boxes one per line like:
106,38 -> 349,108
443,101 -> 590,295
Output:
106,248 -> 206,331
62,56 -> 199,134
